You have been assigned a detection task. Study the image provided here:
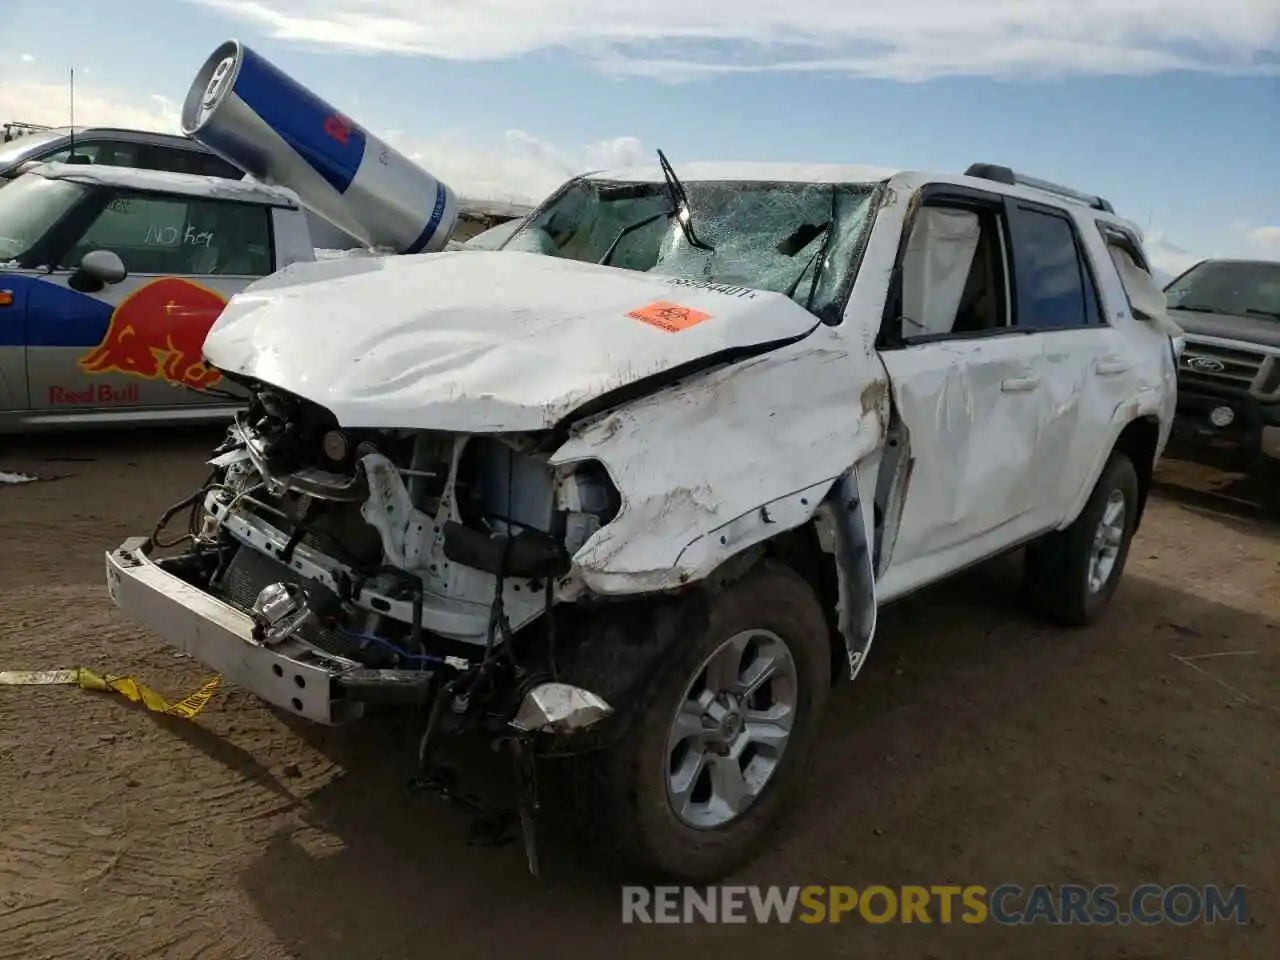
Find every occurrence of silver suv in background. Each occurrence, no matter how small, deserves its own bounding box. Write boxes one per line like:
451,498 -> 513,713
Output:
0,124 -> 241,180
0,124 -> 360,250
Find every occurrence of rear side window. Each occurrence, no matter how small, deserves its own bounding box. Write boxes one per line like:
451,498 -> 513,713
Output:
140,146 -> 240,180
190,153 -> 242,180
64,192 -> 274,276
138,146 -> 199,175
1010,206 -> 1098,330
40,141 -> 141,167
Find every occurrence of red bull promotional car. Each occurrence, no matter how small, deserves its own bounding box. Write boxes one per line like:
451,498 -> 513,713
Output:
0,163 -> 322,431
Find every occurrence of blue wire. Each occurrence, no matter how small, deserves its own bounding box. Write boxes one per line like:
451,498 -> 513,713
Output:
339,628 -> 447,666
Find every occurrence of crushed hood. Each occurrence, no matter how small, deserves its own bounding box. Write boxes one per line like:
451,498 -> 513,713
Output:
202,251 -> 820,431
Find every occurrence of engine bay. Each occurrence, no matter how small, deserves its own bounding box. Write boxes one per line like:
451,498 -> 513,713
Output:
151,386 -> 621,679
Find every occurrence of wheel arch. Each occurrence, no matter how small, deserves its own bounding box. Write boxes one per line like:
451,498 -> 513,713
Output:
744,471 -> 878,686
1062,413 -> 1162,531
1112,415 -> 1161,529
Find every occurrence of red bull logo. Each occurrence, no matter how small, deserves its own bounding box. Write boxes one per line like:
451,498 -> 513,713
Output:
78,277 -> 228,390
324,113 -> 354,145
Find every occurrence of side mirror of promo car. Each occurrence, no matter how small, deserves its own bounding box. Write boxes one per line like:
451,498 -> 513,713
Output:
71,249 -> 128,292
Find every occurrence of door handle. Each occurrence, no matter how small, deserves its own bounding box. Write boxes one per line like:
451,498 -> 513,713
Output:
1001,375 -> 1040,393
1095,357 -> 1131,376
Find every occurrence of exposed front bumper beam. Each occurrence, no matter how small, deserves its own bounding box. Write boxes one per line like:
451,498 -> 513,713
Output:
105,537 -> 617,736
105,537 -> 406,724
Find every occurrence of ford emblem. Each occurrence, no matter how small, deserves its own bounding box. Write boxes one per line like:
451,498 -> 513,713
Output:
1186,356 -> 1226,373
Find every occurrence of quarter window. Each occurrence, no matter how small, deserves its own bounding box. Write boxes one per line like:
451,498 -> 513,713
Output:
64,193 -> 274,276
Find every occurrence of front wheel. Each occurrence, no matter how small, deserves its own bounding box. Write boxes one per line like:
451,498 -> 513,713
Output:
565,560 -> 831,882
1025,450 -> 1140,626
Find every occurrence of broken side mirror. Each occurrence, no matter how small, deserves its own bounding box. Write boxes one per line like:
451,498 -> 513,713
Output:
69,250 -> 128,293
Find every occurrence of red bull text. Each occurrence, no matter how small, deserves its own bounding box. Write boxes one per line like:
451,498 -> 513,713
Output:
78,277 -> 227,390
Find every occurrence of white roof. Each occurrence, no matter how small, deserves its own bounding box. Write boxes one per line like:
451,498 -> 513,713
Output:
30,162 -> 301,207
586,161 -> 901,185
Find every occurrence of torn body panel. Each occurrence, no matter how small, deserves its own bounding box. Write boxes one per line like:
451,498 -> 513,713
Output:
813,474 -> 878,681
549,326 -> 890,595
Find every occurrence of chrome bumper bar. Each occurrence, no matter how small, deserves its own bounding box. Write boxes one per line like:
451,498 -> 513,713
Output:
104,537 -> 417,724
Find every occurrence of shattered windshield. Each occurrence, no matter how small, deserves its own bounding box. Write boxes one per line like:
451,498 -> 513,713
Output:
1165,260 -> 1280,321
502,177 -> 881,323
0,174 -> 90,264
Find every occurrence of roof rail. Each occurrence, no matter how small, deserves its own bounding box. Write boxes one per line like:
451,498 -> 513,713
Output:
2,120 -> 54,143
964,162 -> 1114,214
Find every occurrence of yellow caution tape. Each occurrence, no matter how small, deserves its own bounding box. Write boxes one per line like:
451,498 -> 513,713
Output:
0,667 -> 221,719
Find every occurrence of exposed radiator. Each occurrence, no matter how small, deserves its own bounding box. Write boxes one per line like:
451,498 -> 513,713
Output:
221,545 -> 367,659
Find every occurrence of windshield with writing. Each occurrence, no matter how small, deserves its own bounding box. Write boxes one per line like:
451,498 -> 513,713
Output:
1165,260 -> 1280,321
502,178 -> 880,322
0,174 -> 90,264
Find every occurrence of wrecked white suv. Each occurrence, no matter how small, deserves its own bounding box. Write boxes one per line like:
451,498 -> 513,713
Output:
103,156 -> 1179,882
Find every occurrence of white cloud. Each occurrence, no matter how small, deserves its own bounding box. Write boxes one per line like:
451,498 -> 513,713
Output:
1247,225 -> 1280,254
0,65 -> 641,205
383,129 -> 647,203
0,74 -> 178,132
191,0 -> 1280,80
2,59 -> 1271,272
19,54 -> 34,63
1143,231 -> 1201,283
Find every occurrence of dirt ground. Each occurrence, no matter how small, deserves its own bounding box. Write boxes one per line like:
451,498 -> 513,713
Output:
1,427 -> 1276,960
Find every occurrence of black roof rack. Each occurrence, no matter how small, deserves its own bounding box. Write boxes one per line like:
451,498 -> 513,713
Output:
964,162 -> 1114,214
2,120 -> 54,143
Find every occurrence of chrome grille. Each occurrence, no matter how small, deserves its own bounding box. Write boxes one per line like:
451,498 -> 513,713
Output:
1178,336 -> 1280,400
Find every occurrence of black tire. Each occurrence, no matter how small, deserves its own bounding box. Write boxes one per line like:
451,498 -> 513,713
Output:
1025,450 -> 1140,626
563,559 -> 831,883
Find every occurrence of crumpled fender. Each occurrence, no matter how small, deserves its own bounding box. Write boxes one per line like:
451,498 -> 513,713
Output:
549,326 -> 889,596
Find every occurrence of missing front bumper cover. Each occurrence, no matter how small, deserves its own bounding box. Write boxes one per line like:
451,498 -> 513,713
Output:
104,538 -> 435,724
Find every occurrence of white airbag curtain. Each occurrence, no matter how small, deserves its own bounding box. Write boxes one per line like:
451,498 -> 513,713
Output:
901,207 -> 982,338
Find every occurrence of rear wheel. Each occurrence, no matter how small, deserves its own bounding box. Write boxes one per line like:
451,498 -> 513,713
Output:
1025,451 -> 1140,626
565,560 -> 831,882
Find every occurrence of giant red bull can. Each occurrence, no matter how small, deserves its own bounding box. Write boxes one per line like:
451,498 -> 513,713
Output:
180,40 -> 459,255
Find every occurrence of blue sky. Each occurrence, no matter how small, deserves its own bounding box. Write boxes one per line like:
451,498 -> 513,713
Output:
3,0 -> 1278,275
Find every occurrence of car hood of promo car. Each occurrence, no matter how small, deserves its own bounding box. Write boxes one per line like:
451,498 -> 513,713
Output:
201,250 -> 822,431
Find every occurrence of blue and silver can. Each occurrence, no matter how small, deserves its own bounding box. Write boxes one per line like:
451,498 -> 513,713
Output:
181,40 -> 458,254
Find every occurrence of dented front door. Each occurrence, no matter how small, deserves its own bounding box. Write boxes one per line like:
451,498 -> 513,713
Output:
878,334 -> 1048,574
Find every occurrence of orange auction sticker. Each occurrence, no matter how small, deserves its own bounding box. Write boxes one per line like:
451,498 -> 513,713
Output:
626,301 -> 712,333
